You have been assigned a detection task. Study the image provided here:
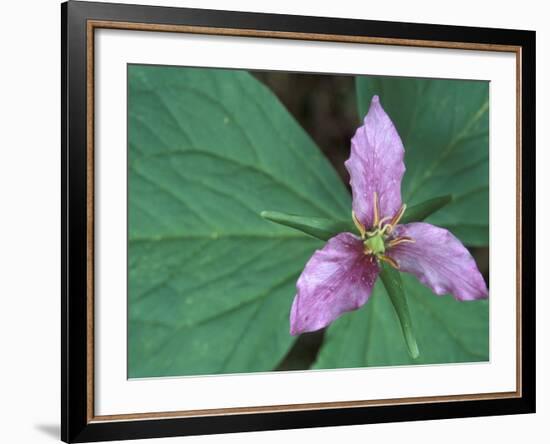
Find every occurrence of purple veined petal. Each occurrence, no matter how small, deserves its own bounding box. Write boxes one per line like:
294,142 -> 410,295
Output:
290,233 -> 379,335
345,95 -> 405,229
388,222 -> 489,301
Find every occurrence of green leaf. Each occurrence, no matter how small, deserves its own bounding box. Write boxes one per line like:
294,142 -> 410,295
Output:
314,273 -> 489,369
315,79 -> 489,370
356,77 -> 489,246
379,264 -> 419,359
400,195 -> 453,224
128,65 -> 351,378
261,211 -> 355,241
262,196 -> 453,242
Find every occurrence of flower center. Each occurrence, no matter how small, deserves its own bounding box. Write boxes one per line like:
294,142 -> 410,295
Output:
352,192 -> 414,269
364,231 -> 386,255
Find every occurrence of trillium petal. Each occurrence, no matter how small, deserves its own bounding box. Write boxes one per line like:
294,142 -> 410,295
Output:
290,233 -> 379,335
388,223 -> 488,301
345,95 -> 405,228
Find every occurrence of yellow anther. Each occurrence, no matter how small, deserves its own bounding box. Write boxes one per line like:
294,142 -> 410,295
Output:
373,192 -> 380,228
352,211 -> 366,239
378,254 -> 400,270
387,236 -> 415,248
389,204 -> 407,228
378,216 -> 391,228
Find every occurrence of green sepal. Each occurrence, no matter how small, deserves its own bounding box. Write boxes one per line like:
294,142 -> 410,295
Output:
261,195 -> 452,242
260,211 -> 354,241
379,263 -> 420,359
401,195 -> 453,224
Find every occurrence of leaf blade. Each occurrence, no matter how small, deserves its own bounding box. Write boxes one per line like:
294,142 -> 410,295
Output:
314,76 -> 489,370
379,264 -> 419,359
261,211 -> 356,241
314,274 -> 489,369
356,76 -> 489,246
128,66 -> 350,377
401,195 -> 453,224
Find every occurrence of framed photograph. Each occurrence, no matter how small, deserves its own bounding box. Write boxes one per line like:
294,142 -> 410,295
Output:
61,1 -> 535,442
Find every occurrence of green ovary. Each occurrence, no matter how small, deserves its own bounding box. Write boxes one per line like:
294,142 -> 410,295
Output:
364,233 -> 386,255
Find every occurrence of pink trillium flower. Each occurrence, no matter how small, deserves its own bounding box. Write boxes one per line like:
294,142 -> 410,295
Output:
290,96 -> 489,336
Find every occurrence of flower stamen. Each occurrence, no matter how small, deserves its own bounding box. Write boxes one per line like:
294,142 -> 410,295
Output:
389,204 -> 407,228
373,191 -> 380,228
387,236 -> 415,248
378,254 -> 400,270
359,193 -> 411,267
352,211 -> 366,239
377,216 -> 392,229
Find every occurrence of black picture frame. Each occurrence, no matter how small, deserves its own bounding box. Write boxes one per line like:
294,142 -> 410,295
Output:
61,1 -> 536,442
